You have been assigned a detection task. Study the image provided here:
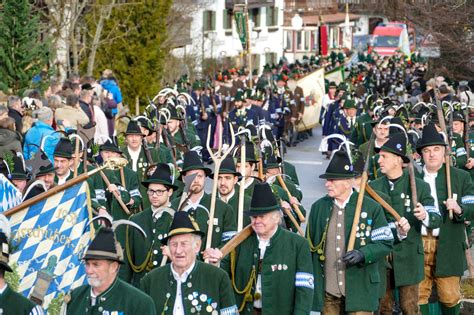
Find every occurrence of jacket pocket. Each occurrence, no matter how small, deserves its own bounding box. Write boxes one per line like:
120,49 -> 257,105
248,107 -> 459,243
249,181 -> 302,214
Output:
370,272 -> 381,283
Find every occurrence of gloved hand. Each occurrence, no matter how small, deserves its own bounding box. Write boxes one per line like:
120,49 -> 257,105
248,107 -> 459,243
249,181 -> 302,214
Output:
342,250 -> 365,266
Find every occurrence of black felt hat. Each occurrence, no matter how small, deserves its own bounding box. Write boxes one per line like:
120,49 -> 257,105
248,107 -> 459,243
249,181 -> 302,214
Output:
53,138 -> 73,159
263,152 -> 281,170
83,227 -> 124,264
10,155 -> 28,180
180,151 -> 212,177
245,183 -> 280,216
35,152 -> 57,177
376,133 -> 410,163
168,105 -> 183,121
99,137 -> 123,154
161,211 -> 205,245
416,123 -> 447,153
211,156 -> 241,179
142,163 -> 178,190
452,110 -> 465,122
319,150 -> 356,179
236,141 -> 259,163
388,117 -> 406,135
125,120 -> 143,135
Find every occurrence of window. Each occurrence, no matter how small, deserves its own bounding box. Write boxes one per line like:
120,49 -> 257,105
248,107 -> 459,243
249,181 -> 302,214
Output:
284,30 -> 293,51
249,8 -> 260,27
311,30 -> 318,52
304,31 -> 311,51
266,6 -> 278,27
265,52 -> 277,65
203,10 -> 216,32
296,31 -> 303,51
223,9 -> 232,30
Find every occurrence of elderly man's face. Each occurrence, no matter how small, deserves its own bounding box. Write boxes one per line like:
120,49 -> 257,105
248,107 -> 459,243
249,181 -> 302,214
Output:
325,178 -> 352,200
169,233 -> 201,272
100,150 -> 121,161
421,145 -> 445,172
378,151 -> 402,175
250,211 -> 280,239
85,259 -> 119,291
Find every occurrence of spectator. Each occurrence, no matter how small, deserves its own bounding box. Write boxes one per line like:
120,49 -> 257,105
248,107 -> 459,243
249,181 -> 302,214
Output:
7,95 -> 24,133
23,107 -> 59,161
100,69 -> 123,108
0,105 -> 7,120
79,84 -> 95,129
92,94 -> 109,144
0,117 -> 22,159
54,94 -> 89,130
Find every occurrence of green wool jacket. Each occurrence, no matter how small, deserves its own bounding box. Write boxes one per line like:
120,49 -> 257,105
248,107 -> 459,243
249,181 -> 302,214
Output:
420,165 -> 474,276
350,113 -> 373,147
221,226 -> 314,315
220,190 -> 251,228
120,207 -> 175,287
282,161 -> 300,186
241,179 -> 257,199
171,193 -> 237,250
122,145 -> 173,209
306,192 -> 394,312
369,170 -> 440,286
0,285 -> 39,315
64,277 -> 156,315
451,133 -> 468,169
140,261 -> 238,315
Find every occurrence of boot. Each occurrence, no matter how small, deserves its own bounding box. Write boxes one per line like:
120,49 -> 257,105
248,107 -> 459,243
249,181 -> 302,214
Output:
419,304 -> 429,315
440,303 -> 460,315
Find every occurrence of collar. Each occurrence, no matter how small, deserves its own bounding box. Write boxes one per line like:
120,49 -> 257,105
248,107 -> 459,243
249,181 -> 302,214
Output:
219,189 -> 235,203
187,192 -> 205,208
243,177 -> 255,189
0,283 -> 7,295
151,203 -> 171,219
423,165 -> 440,178
127,146 -> 141,156
92,276 -> 119,300
58,169 -> 71,181
334,190 -> 353,209
256,225 -> 278,243
171,261 -> 195,282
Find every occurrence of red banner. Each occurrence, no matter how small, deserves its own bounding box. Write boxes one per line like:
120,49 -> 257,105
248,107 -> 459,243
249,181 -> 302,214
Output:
319,25 -> 328,56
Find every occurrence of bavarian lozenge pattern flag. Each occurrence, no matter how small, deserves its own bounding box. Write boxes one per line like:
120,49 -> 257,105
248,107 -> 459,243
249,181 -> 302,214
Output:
7,181 -> 93,309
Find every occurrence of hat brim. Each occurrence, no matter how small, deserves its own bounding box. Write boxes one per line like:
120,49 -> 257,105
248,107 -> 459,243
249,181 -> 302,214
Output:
209,170 -> 242,181
319,172 -> 357,179
36,166 -> 58,177
245,204 -> 280,217
11,173 -> 27,180
0,261 -> 13,273
82,253 -> 124,264
375,147 -> 411,163
416,142 -> 447,154
180,166 -> 213,178
54,152 -> 73,159
141,179 -> 178,191
161,229 -> 205,245
99,146 -> 123,154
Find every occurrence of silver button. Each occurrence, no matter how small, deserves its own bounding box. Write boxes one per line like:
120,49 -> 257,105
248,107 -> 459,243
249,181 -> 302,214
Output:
339,281 -> 343,286
336,247 -> 340,252
153,261 -> 158,266
336,235 -> 341,240
153,249 -> 158,255
337,223 -> 342,227
338,211 -> 342,215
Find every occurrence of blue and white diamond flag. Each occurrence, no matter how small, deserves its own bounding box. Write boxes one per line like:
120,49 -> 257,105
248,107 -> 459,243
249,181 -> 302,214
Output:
0,173 -> 23,211
7,181 -> 94,309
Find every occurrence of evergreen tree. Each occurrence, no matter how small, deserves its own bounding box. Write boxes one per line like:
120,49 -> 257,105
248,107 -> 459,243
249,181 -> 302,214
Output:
87,0 -> 172,106
0,0 -> 50,94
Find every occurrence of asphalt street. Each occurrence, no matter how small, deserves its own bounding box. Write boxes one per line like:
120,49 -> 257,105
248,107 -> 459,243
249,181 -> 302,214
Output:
285,126 -> 329,211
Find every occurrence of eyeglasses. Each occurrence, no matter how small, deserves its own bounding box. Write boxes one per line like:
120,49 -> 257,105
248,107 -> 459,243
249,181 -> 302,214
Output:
147,188 -> 168,196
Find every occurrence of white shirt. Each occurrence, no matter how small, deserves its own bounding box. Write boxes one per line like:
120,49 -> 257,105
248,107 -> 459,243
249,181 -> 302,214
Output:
334,191 -> 353,209
93,105 -> 109,145
186,192 -> 205,210
423,166 -> 439,236
127,147 -> 141,172
254,227 -> 278,308
0,283 -> 6,294
57,169 -> 71,186
219,189 -> 235,203
171,262 -> 196,315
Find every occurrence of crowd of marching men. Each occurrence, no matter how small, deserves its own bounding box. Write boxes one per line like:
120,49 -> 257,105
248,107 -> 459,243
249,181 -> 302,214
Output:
0,51 -> 474,314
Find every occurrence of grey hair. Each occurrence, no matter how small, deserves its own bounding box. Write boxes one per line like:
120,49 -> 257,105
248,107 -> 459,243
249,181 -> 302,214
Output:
7,95 -> 20,108
0,105 -> 7,115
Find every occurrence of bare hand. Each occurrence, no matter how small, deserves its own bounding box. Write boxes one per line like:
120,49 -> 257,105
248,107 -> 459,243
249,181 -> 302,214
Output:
466,158 -> 474,169
289,196 -> 299,206
413,203 -> 427,221
161,245 -> 170,258
107,184 -> 119,194
201,112 -> 208,120
290,117 -> 297,123
281,201 -> 291,211
202,248 -> 223,265
444,198 -> 462,215
396,217 -> 410,236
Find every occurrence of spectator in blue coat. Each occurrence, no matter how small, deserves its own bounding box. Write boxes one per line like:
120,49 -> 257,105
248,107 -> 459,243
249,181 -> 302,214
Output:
23,107 -> 60,162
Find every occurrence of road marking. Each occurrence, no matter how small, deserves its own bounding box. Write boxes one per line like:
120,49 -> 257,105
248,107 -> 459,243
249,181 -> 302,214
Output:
286,160 -> 323,165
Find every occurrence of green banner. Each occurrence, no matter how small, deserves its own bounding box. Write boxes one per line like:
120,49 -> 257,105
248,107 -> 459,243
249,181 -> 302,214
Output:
234,12 -> 247,51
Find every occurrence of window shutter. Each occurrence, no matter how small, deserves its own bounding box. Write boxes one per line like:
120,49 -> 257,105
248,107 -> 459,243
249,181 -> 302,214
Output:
273,6 -> 278,26
266,7 -> 273,27
211,11 -> 216,31
223,10 -> 228,29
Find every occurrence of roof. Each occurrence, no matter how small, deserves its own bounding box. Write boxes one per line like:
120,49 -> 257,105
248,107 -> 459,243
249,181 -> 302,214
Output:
302,13 -> 360,26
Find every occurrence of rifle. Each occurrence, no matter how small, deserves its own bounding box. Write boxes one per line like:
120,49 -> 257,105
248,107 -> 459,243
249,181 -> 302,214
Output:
434,91 -> 453,219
